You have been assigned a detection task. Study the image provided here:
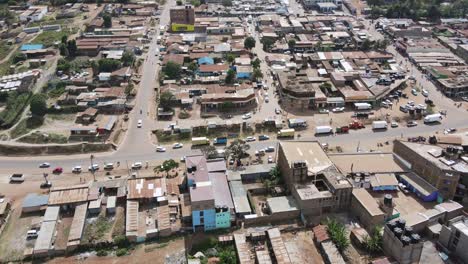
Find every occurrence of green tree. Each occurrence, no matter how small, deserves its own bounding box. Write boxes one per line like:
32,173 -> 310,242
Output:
261,38 -> 274,51
67,40 -> 77,57
98,58 -> 122,72
219,248 -> 236,264
360,39 -> 373,51
219,101 -> 235,112
11,53 -> 27,64
57,58 -> 72,73
176,0 -> 182,5
163,61 -> 182,79
252,68 -> 263,80
61,35 -> 68,44
288,39 -> 296,50
159,91 -> 175,110
319,82 -> 332,91
364,226 -> 383,255
30,94 -> 48,117
125,82 -> 134,96
427,5 -> 441,22
121,50 -> 135,67
226,53 -> 236,64
325,218 -> 349,253
222,0 -> 232,6
188,61 -> 198,72
59,43 -> 69,57
225,69 -> 236,84
251,58 -> 261,69
226,139 -> 250,164
201,145 -> 219,159
244,36 -> 256,50
103,13 -> 112,28
190,0 -> 201,6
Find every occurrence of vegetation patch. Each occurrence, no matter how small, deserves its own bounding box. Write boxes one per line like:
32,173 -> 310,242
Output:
18,131 -> 68,144
0,92 -> 32,129
9,116 -> 44,139
82,215 -> 112,244
34,28 -> 76,47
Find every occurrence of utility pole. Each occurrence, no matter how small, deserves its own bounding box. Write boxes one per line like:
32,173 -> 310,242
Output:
90,154 -> 96,182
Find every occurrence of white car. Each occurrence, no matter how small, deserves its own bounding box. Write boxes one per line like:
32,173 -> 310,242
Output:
104,163 -> 114,170
39,162 -> 51,168
242,113 -> 252,119
332,107 -> 345,113
391,121 -> 399,128
268,156 -> 273,163
131,162 -> 143,169
275,108 -> 281,114
407,100 -> 415,106
156,146 -> 166,152
172,143 -> 183,149
245,136 -> 256,142
72,166 -> 82,173
417,104 -> 427,110
422,89 -> 429,97
137,119 -> 142,128
88,164 -> 99,171
265,96 -> 269,103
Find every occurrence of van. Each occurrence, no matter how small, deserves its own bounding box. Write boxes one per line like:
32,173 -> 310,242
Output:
104,163 -> 114,170
27,230 -> 38,239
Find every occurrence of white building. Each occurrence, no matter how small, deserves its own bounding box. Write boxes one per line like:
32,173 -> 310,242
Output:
19,6 -> 48,22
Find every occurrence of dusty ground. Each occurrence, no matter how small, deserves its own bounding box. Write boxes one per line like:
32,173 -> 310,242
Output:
283,230 -> 324,264
48,237 -> 186,264
0,208 -> 41,262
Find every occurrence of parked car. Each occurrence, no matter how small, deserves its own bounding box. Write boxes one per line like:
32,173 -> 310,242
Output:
137,119 -> 142,128
399,105 -> 408,113
265,146 -> 275,152
264,96 -> 269,103
407,121 -> 418,127
411,89 -> 418,96
268,156 -> 273,163
40,181 -> 52,189
242,113 -> 252,119
172,143 -> 183,149
72,166 -> 82,173
444,128 -> 457,134
245,136 -> 256,142
53,167 -> 63,174
391,121 -> 399,128
39,162 -> 50,168
318,109 -> 329,114
275,108 -> 281,114
156,146 -> 166,152
131,162 -> 143,170
104,163 -> 114,170
462,97 -> 468,102
26,230 -> 39,239
422,89 -> 429,97
258,135 -> 270,141
332,107 -> 345,113
88,164 -> 99,171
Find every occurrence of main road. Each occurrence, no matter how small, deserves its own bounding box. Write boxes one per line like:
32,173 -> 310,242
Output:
0,3 -> 467,175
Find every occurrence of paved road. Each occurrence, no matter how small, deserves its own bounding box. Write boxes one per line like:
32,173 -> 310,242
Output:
0,3 -> 467,178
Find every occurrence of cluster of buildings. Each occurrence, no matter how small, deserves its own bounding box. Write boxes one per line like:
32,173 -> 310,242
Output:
378,18 -> 468,98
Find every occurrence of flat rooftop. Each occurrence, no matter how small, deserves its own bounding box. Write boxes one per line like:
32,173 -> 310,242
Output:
280,141 -> 333,174
267,196 -> 299,214
352,188 -> 385,216
329,153 -> 407,174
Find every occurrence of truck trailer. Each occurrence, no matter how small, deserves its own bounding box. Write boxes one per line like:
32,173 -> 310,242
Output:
277,129 -> 295,138
354,103 -> 372,110
372,121 -> 388,130
315,126 -> 333,134
192,137 -> 210,146
424,113 -> 442,124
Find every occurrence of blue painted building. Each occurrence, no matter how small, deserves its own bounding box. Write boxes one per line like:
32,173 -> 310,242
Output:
186,155 -> 234,231
398,173 -> 439,202
197,56 -> 214,65
235,65 -> 252,79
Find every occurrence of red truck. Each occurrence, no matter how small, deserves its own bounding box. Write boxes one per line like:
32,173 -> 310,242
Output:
349,120 -> 365,129
336,126 -> 349,133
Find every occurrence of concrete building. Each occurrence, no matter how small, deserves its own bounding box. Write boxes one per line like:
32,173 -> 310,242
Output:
383,219 -> 424,264
19,6 -> 48,22
350,188 -> 385,230
277,141 -> 352,224
187,155 -> 233,231
170,6 -> 195,32
393,141 -> 468,203
439,215 -> 468,262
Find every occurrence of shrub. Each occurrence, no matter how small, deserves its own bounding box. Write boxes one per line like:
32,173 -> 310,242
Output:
96,250 -> 108,256
116,248 -> 128,257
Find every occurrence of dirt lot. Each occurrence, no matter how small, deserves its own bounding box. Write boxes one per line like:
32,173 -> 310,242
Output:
49,237 -> 186,264
0,208 -> 41,262
283,230 -> 324,264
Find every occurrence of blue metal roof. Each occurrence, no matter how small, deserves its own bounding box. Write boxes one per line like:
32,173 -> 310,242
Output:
22,193 -> 49,208
198,56 -> 214,65
20,44 -> 44,51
